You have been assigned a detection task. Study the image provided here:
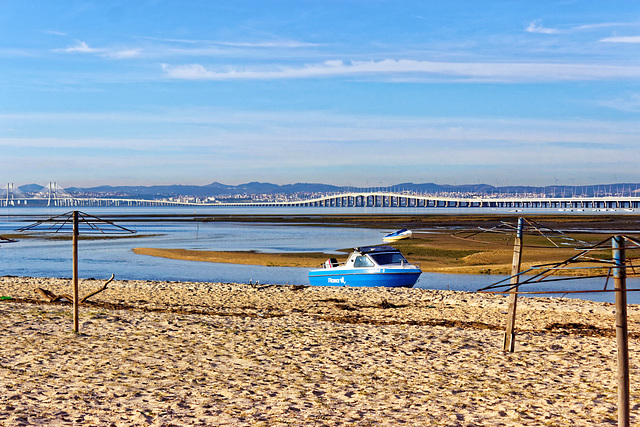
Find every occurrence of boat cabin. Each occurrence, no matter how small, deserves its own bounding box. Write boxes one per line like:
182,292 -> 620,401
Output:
346,246 -> 409,268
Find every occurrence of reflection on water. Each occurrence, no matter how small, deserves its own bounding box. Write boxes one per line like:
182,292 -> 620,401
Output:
1,207 -> 638,304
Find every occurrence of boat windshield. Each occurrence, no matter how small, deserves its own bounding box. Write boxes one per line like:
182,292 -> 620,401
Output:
354,256 -> 375,267
369,252 -> 408,265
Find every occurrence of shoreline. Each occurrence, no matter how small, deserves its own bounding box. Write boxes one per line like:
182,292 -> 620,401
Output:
2,276 -> 639,425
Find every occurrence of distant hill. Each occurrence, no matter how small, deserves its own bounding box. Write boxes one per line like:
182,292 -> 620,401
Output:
18,183 -> 45,193
61,182 -> 342,197
19,181 -> 640,197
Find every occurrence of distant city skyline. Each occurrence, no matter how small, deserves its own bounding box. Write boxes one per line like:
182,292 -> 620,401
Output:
5,180 -> 639,198
1,1 -> 640,187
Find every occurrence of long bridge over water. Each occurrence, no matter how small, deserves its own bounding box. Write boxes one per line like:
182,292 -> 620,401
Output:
280,192 -> 640,210
3,186 -> 640,210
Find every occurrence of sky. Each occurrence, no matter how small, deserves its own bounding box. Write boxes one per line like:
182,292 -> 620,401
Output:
1,1 -> 640,188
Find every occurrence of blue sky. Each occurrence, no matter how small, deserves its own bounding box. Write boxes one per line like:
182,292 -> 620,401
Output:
1,1 -> 640,187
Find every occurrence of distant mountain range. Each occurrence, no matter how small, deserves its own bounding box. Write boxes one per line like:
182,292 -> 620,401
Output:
17,182 -> 640,197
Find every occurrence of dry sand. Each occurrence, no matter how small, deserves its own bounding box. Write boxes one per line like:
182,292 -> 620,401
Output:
1,276 -> 640,426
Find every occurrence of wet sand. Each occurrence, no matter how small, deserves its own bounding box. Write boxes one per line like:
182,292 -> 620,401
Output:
1,276 -> 639,426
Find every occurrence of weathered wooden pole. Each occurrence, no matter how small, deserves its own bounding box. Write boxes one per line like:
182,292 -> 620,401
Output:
72,210 -> 79,333
613,235 -> 630,427
503,217 -> 524,352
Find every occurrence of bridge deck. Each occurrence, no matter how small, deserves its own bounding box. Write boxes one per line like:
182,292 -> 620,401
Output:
3,191 -> 640,209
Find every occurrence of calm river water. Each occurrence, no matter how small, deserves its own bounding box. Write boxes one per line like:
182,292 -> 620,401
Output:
1,206 -> 637,304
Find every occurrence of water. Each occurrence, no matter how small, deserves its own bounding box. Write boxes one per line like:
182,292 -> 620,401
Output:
1,206 -> 638,304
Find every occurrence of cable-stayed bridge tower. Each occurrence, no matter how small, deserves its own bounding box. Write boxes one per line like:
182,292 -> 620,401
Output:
1,183 -> 27,206
35,182 -> 75,206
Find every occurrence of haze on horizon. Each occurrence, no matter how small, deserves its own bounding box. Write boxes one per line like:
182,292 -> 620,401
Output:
1,1 -> 640,188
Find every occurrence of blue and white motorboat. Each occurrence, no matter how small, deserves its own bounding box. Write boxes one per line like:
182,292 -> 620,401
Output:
382,228 -> 412,242
308,246 -> 421,288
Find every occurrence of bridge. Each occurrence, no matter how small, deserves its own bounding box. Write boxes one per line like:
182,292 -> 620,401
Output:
287,192 -> 640,210
2,183 -> 640,210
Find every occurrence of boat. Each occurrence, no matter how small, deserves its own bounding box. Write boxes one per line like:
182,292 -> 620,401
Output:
308,246 -> 421,288
382,228 -> 412,242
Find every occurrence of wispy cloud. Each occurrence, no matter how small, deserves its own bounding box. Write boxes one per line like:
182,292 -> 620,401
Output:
598,93 -> 640,112
0,48 -> 38,58
3,110 -> 639,147
55,40 -> 141,59
42,30 -> 67,36
142,37 -> 321,58
216,40 -> 319,48
61,41 -> 101,54
55,37 -> 315,61
3,110 -> 639,185
600,35 -> 640,43
161,59 -> 640,83
572,22 -> 635,31
102,48 -> 142,59
524,19 -> 637,36
144,36 -> 318,48
526,20 -> 558,35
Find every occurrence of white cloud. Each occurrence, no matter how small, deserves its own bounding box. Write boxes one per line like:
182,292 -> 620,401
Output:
55,41 -> 142,59
161,59 -> 640,83
600,36 -> 640,43
42,30 -> 67,36
145,36 -> 318,48
0,48 -> 38,58
572,22 -> 634,31
598,93 -> 640,112
216,40 -> 319,48
137,36 -> 319,58
61,41 -> 101,54
526,20 -> 558,35
54,37 -> 314,62
103,49 -> 142,59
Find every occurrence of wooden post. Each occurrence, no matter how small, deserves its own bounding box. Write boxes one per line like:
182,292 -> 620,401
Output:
613,235 -> 630,427
72,210 -> 79,333
503,217 -> 524,352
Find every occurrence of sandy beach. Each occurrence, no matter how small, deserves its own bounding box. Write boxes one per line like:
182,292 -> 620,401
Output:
1,276 -> 639,426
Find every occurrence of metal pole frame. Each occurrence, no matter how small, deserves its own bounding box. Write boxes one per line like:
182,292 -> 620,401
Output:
503,217 -> 524,352
613,235 -> 630,427
72,211 -> 79,333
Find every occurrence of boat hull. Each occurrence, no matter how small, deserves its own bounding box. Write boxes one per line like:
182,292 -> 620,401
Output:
382,235 -> 411,242
382,229 -> 412,242
308,268 -> 421,288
